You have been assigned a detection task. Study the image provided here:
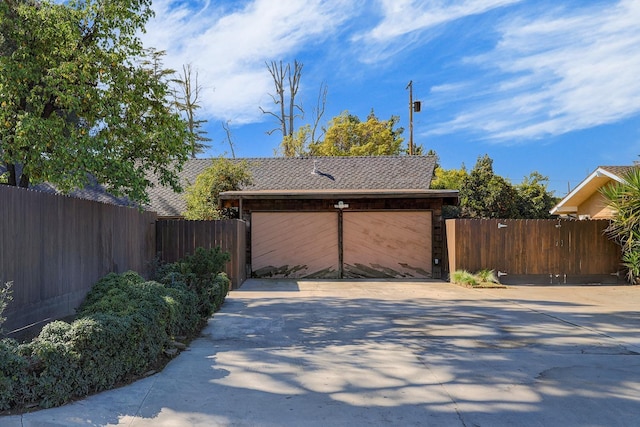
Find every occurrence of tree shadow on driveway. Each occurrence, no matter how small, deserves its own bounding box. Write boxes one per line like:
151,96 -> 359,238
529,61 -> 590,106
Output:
15,283 -> 640,426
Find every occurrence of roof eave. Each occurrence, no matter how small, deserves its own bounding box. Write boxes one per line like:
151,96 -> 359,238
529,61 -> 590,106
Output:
549,205 -> 578,215
220,189 -> 459,200
550,167 -> 618,214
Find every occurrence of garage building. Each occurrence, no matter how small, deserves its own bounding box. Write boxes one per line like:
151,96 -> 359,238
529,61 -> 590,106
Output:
218,156 -> 457,279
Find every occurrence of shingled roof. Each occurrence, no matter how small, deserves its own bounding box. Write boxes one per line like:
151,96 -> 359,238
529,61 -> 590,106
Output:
599,165 -> 637,178
0,165 -> 134,207
550,164 -> 638,216
147,156 -> 438,217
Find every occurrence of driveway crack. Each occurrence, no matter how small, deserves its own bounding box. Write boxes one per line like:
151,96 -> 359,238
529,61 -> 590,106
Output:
414,350 -> 468,427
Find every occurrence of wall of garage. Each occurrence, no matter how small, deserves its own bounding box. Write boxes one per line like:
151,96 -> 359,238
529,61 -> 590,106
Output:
239,197 -> 447,280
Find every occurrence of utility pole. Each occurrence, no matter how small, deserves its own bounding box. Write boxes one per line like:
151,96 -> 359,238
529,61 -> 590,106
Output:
406,81 -> 421,155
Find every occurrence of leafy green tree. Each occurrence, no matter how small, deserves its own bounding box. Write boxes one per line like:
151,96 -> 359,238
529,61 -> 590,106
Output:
0,0 -> 190,203
459,155 -> 519,218
279,124 -> 311,157
515,172 -> 557,219
431,165 -> 467,218
310,111 -> 359,156
309,110 -> 404,156
0,0 -> 25,57
183,158 -> 253,220
457,155 -> 556,219
431,165 -> 468,190
601,168 -> 640,283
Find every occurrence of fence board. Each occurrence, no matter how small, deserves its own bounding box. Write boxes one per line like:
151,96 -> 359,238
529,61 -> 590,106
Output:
0,185 -> 156,337
446,219 -> 622,284
155,219 -> 246,290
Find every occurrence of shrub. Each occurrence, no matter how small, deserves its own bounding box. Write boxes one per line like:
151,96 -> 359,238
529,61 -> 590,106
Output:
183,246 -> 231,282
601,168 -> 640,284
0,281 -> 13,334
451,269 -> 506,288
622,247 -> 640,285
450,270 -> 478,287
212,273 -> 231,311
62,315 -> 135,393
78,273 -> 203,354
4,312 -> 163,409
162,285 -> 200,337
20,325 -> 82,408
78,271 -> 146,313
475,269 -> 499,284
156,246 -> 231,317
1,246 -> 231,411
0,338 -> 29,410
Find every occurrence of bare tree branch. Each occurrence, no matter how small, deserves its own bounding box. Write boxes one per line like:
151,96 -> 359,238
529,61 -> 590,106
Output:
258,106 -> 285,135
311,81 -> 328,144
174,63 -> 210,157
261,60 -> 307,140
221,120 -> 236,159
262,60 -> 288,137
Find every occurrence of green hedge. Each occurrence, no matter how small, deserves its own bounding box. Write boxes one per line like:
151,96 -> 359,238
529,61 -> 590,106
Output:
0,247 -> 230,411
155,246 -> 231,317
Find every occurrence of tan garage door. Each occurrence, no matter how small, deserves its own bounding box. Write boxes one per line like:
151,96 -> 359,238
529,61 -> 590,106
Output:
251,211 -> 432,279
251,212 -> 339,278
343,211 -> 432,278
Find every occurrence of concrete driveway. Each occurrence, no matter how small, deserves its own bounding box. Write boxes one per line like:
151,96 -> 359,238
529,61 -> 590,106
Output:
5,279 -> 640,427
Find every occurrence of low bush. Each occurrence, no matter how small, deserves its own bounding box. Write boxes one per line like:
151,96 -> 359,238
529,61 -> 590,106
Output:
475,269 -> 499,284
450,270 -> 478,287
0,338 -> 29,409
0,247 -> 230,412
450,269 -> 504,288
0,281 -> 13,334
622,247 -> 640,285
155,246 -> 231,317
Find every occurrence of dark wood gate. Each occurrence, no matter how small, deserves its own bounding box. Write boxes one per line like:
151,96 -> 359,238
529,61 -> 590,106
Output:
446,219 -> 622,284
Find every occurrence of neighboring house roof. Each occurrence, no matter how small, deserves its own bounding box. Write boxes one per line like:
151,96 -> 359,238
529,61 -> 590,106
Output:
147,156 -> 441,217
0,165 -> 134,208
550,165 -> 636,216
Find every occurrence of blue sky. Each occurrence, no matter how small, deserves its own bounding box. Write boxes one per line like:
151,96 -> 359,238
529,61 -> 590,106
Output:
140,0 -> 640,196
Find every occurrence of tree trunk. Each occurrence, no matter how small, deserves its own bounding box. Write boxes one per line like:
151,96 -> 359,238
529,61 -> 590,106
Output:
288,61 -> 302,138
6,163 -> 17,186
19,171 -> 29,188
3,163 -> 29,188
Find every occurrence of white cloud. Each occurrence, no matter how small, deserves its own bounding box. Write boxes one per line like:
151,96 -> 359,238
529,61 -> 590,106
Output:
429,0 -> 640,141
430,82 -> 470,94
141,0 -> 356,124
368,0 -> 521,40
140,0 -> 534,131
352,0 -> 521,63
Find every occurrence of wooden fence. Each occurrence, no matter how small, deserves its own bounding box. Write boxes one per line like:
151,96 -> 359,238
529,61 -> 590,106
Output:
0,185 -> 156,336
156,219 -> 246,289
446,219 -> 622,284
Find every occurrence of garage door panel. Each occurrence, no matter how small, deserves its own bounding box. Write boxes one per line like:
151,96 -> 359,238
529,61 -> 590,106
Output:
252,212 -> 339,278
343,211 -> 432,278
